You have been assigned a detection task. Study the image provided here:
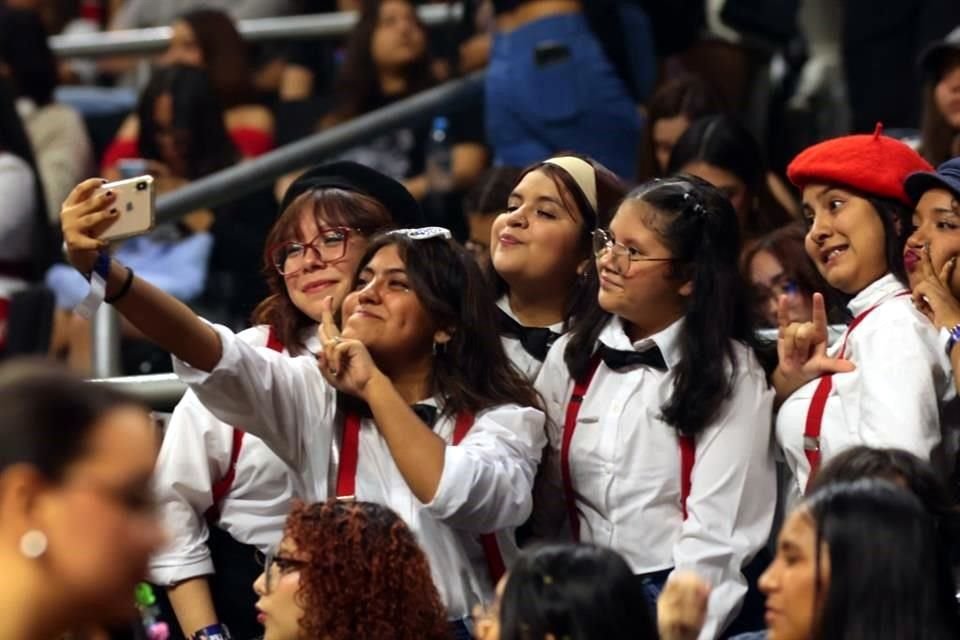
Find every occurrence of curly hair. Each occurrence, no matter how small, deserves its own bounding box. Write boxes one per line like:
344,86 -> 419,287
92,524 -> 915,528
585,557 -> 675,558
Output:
285,500 -> 451,640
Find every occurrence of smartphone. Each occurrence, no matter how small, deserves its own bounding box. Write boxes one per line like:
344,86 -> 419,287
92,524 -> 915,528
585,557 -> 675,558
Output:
94,175 -> 156,242
534,41 -> 571,67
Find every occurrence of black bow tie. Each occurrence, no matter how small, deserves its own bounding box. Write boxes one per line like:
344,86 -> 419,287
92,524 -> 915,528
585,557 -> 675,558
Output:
598,343 -> 667,372
411,403 -> 439,427
498,309 -> 561,362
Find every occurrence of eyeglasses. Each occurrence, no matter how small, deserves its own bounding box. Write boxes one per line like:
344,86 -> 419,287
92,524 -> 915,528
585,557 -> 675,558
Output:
268,227 -> 355,276
591,229 -> 674,269
255,550 -> 308,593
752,276 -> 800,304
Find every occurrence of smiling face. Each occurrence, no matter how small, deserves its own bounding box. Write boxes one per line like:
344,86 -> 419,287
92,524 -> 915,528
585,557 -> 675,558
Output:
282,209 -> 370,322
253,538 -> 307,640
597,200 -> 688,339
802,184 -> 890,295
490,168 -> 589,293
759,509 -> 830,640
340,244 -> 441,363
904,188 -> 960,295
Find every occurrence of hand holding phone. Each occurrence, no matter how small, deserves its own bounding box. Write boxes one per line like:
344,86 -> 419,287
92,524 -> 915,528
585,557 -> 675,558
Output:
92,175 -> 156,242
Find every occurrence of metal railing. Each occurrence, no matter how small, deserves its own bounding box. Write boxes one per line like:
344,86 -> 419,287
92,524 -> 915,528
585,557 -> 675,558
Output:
50,4 -> 463,58
92,373 -> 187,412
88,70 -> 485,379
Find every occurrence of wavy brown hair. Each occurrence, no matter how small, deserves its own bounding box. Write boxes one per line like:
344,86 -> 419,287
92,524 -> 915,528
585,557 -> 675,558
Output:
251,189 -> 395,351
285,500 -> 451,640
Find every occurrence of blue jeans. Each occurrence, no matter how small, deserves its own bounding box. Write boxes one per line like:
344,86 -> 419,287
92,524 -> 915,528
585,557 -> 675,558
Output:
485,13 -> 642,179
449,619 -> 472,640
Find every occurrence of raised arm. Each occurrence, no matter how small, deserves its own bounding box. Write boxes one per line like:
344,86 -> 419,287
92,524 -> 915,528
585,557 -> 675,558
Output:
60,178 -> 221,371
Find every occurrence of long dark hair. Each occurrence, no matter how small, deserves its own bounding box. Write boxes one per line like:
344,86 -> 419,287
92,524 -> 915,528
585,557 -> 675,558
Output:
0,7 -> 59,107
137,64 -> 237,180
355,233 -> 542,416
177,9 -> 256,109
0,77 -> 56,280
806,479 -> 960,640
498,544 -> 657,640
637,73 -> 724,181
490,155 -> 627,331
667,114 -> 796,242
251,188 -> 396,351
920,52 -> 960,167
0,359 -> 145,481
326,0 -> 434,125
565,175 -> 764,435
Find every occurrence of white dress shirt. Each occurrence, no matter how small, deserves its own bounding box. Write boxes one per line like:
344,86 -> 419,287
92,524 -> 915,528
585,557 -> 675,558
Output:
496,295 -> 564,380
149,325 -> 309,586
533,317 -> 776,640
173,322 -> 546,620
776,274 -> 954,505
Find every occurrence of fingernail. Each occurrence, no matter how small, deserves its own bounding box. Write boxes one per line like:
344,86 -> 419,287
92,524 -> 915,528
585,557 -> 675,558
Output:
101,179 -> 108,184
109,208 -> 118,214
105,191 -> 114,197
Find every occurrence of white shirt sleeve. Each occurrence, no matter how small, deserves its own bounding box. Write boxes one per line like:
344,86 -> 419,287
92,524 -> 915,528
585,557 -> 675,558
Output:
149,390 -> 232,585
674,360 -> 776,640
172,322 -> 333,470
0,154 -> 36,262
845,319 -> 944,459
426,404 -> 546,531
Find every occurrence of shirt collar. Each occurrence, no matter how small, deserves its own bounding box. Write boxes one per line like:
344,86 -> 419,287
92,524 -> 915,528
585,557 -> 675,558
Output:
496,294 -> 564,333
846,273 -> 909,317
597,316 -> 686,370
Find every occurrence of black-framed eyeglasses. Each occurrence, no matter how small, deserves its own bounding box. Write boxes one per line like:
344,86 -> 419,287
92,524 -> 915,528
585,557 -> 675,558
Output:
268,227 -> 355,276
591,229 -> 674,267
255,550 -> 309,593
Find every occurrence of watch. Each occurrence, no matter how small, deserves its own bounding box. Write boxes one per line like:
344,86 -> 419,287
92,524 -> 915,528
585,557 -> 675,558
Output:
943,323 -> 960,357
191,624 -> 231,640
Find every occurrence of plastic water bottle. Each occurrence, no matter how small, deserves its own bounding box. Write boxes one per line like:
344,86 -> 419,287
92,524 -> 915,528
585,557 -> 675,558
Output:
426,116 -> 454,194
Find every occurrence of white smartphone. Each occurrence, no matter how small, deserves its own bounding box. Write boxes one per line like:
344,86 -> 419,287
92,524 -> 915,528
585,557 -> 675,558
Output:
93,175 -> 156,242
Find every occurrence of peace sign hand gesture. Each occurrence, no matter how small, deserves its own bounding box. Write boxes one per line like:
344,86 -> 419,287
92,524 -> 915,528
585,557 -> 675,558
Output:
773,292 -> 855,401
911,244 -> 960,330
316,296 -> 384,400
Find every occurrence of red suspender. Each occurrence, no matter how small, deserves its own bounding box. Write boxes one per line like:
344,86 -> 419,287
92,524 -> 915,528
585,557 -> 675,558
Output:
801,292 -> 908,493
561,355 -> 602,542
561,354 -> 697,540
206,326 -> 285,522
336,409 -> 506,584
335,412 -> 362,499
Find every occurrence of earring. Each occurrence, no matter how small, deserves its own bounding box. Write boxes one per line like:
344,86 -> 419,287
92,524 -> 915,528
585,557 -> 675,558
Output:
19,530 -> 47,559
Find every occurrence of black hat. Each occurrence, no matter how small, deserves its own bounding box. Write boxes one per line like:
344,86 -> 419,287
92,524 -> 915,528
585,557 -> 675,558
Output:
278,161 -> 424,228
919,25 -> 960,78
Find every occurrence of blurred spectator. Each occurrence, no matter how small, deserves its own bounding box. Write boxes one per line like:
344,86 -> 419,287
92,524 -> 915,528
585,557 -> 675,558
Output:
274,0 -> 486,238
0,360 -> 164,640
278,0 -> 359,104
637,73 -> 724,181
843,0 -> 960,133
919,25 -> 960,167
0,78 -> 56,350
462,165 -> 521,269
741,223 -> 839,330
667,114 -> 797,247
484,0 -> 642,178
102,9 -> 275,177
0,7 -> 95,223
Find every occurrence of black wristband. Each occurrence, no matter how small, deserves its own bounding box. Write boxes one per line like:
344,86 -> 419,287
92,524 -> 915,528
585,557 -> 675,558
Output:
104,266 -> 134,304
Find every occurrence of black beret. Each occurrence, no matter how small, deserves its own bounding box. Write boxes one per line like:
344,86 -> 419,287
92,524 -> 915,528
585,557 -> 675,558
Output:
278,161 -> 424,228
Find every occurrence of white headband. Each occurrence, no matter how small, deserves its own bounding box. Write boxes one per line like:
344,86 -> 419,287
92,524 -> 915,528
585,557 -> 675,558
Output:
543,156 -> 598,213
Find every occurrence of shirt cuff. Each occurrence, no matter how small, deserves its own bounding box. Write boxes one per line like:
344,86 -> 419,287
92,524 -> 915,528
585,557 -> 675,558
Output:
149,555 -> 215,586
423,445 -> 472,519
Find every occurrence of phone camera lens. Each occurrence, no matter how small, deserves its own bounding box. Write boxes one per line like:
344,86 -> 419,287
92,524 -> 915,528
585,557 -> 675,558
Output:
136,182 -> 146,191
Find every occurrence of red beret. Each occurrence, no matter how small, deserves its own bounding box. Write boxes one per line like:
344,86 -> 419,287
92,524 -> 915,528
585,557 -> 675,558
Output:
786,124 -> 933,205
